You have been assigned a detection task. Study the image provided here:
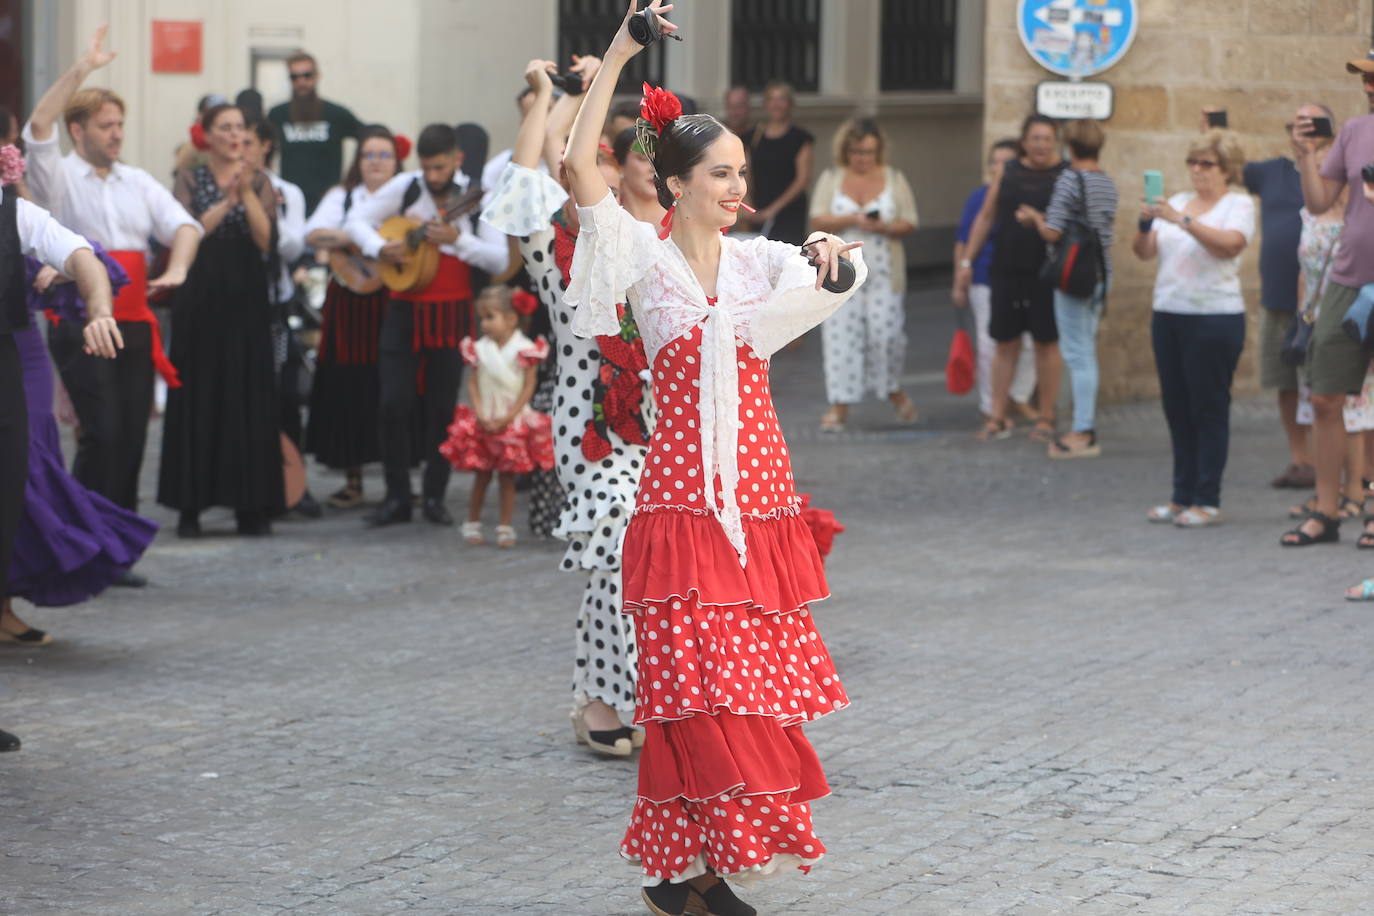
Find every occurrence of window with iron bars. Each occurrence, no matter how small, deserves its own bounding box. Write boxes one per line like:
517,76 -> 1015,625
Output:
558,0 -> 667,95
880,0 -> 957,91
731,0 -> 820,93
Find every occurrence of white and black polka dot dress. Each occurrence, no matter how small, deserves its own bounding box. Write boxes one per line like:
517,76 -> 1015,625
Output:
820,188 -> 908,405
482,164 -> 653,714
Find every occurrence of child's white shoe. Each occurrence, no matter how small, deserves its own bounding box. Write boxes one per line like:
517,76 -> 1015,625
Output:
462,521 -> 484,544
495,524 -> 516,548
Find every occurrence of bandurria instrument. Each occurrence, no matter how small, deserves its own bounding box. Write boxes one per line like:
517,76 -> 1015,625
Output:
375,184 -> 485,293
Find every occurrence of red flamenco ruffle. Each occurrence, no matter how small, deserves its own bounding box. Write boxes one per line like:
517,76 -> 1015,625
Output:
636,712 -> 828,804
621,509 -> 828,616
623,754 -> 827,883
632,597 -> 848,727
439,405 -> 555,474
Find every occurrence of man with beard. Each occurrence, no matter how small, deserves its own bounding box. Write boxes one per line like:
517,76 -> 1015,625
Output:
345,124 -> 508,527
267,51 -> 362,213
22,25 -> 201,587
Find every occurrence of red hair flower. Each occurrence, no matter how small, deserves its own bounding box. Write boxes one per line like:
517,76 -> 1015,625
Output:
189,123 -> 209,151
394,133 -> 412,162
639,83 -> 682,134
511,289 -> 539,316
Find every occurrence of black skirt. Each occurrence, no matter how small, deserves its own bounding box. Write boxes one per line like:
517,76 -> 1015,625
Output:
306,280 -> 386,469
158,235 -> 284,514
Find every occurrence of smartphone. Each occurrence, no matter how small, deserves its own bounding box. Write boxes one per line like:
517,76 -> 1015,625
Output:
865,208 -> 881,220
1306,116 -> 1334,139
1144,170 -> 1165,205
1206,110 -> 1229,129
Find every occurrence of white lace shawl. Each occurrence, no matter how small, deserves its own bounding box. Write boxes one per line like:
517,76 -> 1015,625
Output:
565,192 -> 868,566
480,162 -> 568,237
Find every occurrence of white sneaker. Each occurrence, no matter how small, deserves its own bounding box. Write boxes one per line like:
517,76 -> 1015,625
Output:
1173,506 -> 1222,528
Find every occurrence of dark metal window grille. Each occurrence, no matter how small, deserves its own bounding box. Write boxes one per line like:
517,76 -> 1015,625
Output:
558,0 -> 666,95
731,0 -> 820,93
880,0 -> 957,91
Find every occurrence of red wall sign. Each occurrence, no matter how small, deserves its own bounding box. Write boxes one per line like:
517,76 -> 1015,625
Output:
151,21 -> 202,73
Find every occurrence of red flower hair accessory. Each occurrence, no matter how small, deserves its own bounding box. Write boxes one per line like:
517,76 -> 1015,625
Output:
0,145 -> 25,187
394,133 -> 412,162
511,289 -> 539,316
189,123 -> 209,152
639,83 -> 682,133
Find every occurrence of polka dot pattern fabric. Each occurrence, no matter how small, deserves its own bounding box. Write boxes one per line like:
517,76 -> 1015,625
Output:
623,794 -> 824,886
820,187 -> 908,405
573,569 -> 638,712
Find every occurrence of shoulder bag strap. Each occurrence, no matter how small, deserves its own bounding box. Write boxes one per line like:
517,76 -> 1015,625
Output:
1302,239 -> 1338,324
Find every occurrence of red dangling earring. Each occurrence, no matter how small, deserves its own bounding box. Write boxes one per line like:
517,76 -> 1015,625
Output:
658,190 -> 682,240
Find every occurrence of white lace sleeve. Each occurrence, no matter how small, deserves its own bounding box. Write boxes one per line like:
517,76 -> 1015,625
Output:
565,191 -> 660,339
748,245 -> 869,359
480,162 -> 568,237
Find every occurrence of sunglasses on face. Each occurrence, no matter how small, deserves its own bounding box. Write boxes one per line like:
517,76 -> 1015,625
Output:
1185,158 -> 1219,169
289,71 -> 316,81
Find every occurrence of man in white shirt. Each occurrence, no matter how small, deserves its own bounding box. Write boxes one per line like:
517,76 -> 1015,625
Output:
1,182 -> 121,753
346,123 -> 508,527
22,26 -> 201,571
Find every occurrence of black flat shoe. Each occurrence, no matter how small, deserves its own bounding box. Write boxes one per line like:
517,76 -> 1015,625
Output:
0,729 -> 19,752
0,627 -> 53,646
422,497 -> 454,526
114,569 -> 148,588
235,511 -> 273,537
641,882 -> 693,916
177,512 -> 201,539
365,496 -> 413,528
691,879 -> 756,916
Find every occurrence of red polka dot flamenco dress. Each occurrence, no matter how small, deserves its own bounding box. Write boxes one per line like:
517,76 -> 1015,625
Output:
565,193 -> 869,888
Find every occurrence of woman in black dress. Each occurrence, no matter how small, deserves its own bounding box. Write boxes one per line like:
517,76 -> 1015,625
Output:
159,103 -> 283,536
741,81 -> 814,244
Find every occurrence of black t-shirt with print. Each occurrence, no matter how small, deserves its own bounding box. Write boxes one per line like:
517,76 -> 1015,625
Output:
268,99 -> 362,214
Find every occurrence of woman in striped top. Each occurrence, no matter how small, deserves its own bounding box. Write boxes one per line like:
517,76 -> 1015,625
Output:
1017,119 -> 1119,458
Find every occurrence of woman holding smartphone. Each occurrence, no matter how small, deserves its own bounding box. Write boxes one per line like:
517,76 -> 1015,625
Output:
562,3 -> 867,913
810,117 -> 918,431
1134,129 -> 1254,529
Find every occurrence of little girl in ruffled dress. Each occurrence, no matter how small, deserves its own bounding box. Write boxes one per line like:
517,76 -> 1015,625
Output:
440,286 -> 555,547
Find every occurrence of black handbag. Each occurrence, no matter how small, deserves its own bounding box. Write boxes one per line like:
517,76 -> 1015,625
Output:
1281,243 -> 1335,368
1039,169 -> 1105,299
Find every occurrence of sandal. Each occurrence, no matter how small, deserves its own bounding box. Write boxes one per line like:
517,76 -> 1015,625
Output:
0,626 -> 52,646
819,407 -> 846,433
1358,517 -> 1374,550
1028,419 -> 1057,442
1174,506 -> 1222,528
976,417 -> 1013,441
495,524 -> 516,548
327,485 -> 364,509
1047,431 -> 1100,459
1271,463 -> 1316,489
1287,495 -> 1318,520
1280,511 -> 1341,547
1346,579 -> 1374,601
1147,503 -> 1182,524
461,521 -> 484,545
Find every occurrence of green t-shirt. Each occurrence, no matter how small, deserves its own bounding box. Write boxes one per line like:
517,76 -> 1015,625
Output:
268,99 -> 362,214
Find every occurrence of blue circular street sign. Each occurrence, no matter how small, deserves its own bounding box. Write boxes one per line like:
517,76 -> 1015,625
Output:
1017,0 -> 1138,79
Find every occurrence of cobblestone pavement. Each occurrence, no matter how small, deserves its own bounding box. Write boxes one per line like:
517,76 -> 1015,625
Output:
4,291 -> 1374,915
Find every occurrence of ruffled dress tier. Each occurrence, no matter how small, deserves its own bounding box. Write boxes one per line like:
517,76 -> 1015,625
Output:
481,163 -> 654,714
441,333 -> 555,474
566,192 -> 868,886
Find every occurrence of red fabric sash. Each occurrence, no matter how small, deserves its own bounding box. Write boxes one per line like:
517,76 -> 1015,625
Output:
108,250 -> 181,388
394,254 -> 471,303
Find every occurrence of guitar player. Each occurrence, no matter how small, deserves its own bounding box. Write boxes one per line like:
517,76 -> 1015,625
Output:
345,123 -> 508,527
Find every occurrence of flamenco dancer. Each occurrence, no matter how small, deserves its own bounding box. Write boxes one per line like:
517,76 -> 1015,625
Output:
6,241 -> 156,644
303,125 -> 408,508
563,4 -> 867,914
0,146 -> 122,749
481,53 -> 661,756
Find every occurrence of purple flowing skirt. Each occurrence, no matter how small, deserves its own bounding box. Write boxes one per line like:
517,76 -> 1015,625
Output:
8,326 -> 157,606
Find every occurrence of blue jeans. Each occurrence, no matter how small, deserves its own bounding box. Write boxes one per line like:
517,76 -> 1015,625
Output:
1151,311 -> 1246,508
1053,283 -> 1106,433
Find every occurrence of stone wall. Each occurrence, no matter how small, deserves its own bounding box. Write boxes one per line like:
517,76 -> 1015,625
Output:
983,0 -> 1374,402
